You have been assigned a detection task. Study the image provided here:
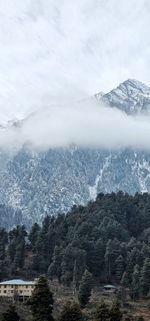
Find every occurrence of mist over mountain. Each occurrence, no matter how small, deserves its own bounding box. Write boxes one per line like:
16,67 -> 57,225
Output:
1,79 -> 150,151
0,79 -> 150,228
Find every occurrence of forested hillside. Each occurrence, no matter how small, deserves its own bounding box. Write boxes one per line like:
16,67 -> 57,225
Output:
1,192 -> 150,298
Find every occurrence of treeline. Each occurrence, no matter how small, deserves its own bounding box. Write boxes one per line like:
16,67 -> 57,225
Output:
1,192 -> 150,298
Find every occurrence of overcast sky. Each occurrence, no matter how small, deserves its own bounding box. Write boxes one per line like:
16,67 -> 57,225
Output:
0,0 -> 150,151
0,0 -> 150,122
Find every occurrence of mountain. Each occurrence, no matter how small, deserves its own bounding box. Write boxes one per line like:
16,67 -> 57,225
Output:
1,79 -> 150,228
101,78 -> 150,114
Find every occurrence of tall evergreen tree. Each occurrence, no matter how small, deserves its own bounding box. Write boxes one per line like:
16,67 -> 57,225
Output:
131,264 -> 140,300
48,245 -> 63,282
61,245 -> 86,286
28,276 -> 54,321
120,272 -> 129,288
78,269 -> 93,308
14,241 -> 25,269
115,255 -> 125,282
141,258 -> 150,296
116,287 -> 127,306
29,223 -> 40,251
105,239 -> 120,280
8,225 -> 27,268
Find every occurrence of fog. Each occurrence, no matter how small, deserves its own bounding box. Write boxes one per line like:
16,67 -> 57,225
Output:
0,0 -> 150,151
0,100 -> 150,152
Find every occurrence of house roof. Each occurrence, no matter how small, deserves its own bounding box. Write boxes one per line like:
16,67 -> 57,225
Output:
0,279 -> 35,286
103,284 -> 116,289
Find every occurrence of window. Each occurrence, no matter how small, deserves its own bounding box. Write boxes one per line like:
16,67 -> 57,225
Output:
4,285 -> 6,288
26,285 -> 28,288
11,285 -> 13,288
4,290 -> 6,293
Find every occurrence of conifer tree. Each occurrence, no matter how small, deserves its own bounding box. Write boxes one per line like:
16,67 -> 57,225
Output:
59,301 -> 83,321
78,269 -> 93,308
105,239 -> 120,280
131,264 -> 140,300
61,245 -> 86,287
120,272 -> 129,288
109,301 -> 122,321
2,305 -> 20,321
48,245 -> 63,282
28,276 -> 54,321
115,255 -> 125,282
116,287 -> 127,306
29,223 -> 40,251
141,258 -> 150,296
94,300 -> 110,321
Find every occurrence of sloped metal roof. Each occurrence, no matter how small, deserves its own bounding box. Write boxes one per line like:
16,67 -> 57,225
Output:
103,284 -> 116,289
0,279 -> 35,285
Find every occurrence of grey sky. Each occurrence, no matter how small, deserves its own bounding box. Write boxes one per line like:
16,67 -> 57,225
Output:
0,0 -> 150,122
0,0 -> 150,152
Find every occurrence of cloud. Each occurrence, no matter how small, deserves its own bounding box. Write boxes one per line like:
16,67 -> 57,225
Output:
0,1 -> 150,152
1,99 -> 150,152
0,0 -> 150,123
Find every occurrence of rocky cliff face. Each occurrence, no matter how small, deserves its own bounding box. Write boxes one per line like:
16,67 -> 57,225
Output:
0,79 -> 150,228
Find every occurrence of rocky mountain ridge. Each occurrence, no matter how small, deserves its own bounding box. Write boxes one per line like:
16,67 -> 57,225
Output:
100,78 -> 150,114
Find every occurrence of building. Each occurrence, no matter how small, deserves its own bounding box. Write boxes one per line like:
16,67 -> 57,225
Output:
103,284 -> 116,294
0,279 -> 35,299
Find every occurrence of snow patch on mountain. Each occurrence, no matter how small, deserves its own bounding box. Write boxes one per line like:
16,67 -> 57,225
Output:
89,155 -> 111,200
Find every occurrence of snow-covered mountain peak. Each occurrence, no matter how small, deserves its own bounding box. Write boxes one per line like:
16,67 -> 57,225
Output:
101,79 -> 150,114
118,78 -> 150,96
